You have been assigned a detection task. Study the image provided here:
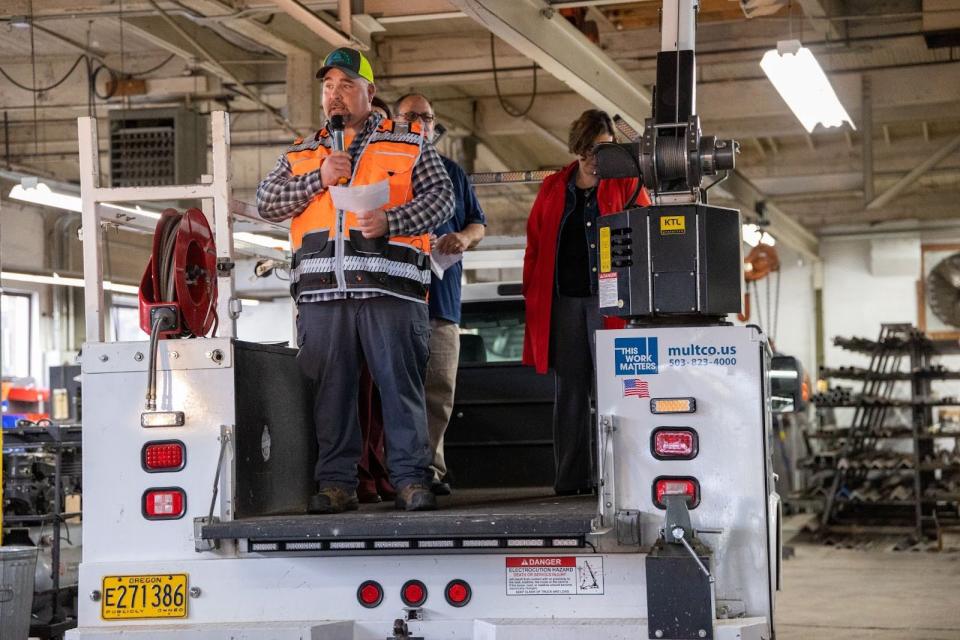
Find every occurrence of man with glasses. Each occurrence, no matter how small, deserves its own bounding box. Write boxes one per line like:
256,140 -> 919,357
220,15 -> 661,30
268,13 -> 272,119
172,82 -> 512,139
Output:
394,93 -> 487,496
257,50 -> 454,514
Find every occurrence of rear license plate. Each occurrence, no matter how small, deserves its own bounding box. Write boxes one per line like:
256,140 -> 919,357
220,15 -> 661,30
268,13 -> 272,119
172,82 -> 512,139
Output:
101,574 -> 188,620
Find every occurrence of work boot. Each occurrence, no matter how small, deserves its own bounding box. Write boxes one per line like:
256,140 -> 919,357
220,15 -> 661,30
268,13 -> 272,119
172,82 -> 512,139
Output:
395,484 -> 437,511
431,480 -> 452,496
308,485 -> 359,514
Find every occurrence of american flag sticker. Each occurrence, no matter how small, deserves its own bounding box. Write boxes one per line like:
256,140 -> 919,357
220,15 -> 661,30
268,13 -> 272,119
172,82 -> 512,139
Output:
622,379 -> 650,398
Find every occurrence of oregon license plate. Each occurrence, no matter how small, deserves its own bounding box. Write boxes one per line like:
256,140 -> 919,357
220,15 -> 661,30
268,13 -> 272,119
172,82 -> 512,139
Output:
101,574 -> 188,620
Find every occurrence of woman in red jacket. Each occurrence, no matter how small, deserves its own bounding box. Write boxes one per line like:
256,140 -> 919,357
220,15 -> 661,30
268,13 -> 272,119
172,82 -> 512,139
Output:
522,109 -> 650,495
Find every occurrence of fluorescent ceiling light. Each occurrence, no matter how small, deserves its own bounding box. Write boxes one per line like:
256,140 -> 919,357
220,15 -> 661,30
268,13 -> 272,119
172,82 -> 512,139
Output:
8,180 -> 288,253
742,224 -> 776,247
9,181 -> 81,212
760,40 -> 854,133
2,270 -> 262,305
102,203 -> 161,220
1,271 -> 138,294
234,231 -> 290,253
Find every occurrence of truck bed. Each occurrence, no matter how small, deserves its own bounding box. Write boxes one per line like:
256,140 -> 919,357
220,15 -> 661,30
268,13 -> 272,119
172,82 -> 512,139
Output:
201,488 -> 596,551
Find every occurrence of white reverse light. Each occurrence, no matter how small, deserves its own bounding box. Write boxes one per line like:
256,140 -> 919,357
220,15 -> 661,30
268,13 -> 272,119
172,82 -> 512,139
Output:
760,40 -> 854,133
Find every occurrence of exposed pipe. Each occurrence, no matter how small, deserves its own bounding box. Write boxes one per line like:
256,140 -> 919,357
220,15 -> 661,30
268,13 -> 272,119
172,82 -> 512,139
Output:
862,75 -> 874,204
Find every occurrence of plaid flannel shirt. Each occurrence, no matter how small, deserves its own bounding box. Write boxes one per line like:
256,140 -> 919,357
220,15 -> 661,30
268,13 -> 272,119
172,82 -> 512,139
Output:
257,112 -> 454,303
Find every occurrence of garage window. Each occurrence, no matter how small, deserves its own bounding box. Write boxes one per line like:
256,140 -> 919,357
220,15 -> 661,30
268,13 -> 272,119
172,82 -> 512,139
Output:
1,292 -> 32,378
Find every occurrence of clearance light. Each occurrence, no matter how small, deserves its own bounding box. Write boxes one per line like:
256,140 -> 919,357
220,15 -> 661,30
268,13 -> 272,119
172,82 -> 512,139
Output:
142,440 -> 186,472
142,488 -> 186,519
550,538 -> 581,547
417,539 -> 456,549
461,539 -> 500,548
373,540 -> 411,549
651,428 -> 699,460
401,580 -> 428,607
653,477 -> 700,510
357,580 -> 384,608
650,397 -> 696,414
506,538 -> 546,547
285,541 -> 323,551
445,580 -> 472,607
760,40 -> 854,133
329,541 -> 367,550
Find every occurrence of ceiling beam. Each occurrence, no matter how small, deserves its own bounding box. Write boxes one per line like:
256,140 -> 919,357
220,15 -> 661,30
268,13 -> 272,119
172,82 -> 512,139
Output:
122,15 -> 268,79
177,0 -> 331,57
795,0 -> 843,40
271,0 -> 368,50
866,132 -> 960,210
448,0 -> 820,259
449,0 -> 652,130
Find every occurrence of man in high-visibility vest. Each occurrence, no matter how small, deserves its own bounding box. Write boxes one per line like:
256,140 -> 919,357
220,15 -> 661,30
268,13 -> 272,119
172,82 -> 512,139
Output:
257,48 -> 454,514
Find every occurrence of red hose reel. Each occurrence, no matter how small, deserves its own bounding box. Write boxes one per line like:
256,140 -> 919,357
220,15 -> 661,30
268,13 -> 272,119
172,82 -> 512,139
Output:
138,208 -> 218,338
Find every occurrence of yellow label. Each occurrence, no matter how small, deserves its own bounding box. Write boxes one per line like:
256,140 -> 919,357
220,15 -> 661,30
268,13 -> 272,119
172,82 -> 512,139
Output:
599,226 -> 612,272
102,574 -> 188,620
660,215 -> 686,235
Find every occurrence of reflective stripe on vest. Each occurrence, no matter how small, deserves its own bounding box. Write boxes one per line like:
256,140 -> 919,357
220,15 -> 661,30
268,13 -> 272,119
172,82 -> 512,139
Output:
285,119 -> 432,302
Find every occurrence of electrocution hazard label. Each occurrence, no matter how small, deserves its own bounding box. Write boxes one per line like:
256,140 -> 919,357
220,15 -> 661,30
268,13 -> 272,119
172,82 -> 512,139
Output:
505,556 -> 604,595
598,271 -> 619,309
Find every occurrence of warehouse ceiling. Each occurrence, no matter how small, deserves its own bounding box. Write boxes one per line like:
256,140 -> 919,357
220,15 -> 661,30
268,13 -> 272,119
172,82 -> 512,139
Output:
0,0 -> 958,242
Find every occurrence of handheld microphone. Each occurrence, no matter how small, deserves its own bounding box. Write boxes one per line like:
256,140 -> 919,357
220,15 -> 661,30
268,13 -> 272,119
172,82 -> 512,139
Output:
328,114 -> 348,185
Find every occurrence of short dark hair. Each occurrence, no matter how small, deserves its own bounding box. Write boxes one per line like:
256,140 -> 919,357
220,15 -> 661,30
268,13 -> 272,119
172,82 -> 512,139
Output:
393,92 -> 431,115
371,96 -> 391,118
568,109 -> 614,156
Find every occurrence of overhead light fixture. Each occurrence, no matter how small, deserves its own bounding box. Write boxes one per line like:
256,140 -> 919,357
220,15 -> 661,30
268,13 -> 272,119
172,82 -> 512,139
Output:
760,40 -> 854,133
742,224 -> 776,247
8,180 -> 289,253
1,271 -> 138,294
1,271 -> 263,305
234,231 -> 291,253
9,180 -> 81,212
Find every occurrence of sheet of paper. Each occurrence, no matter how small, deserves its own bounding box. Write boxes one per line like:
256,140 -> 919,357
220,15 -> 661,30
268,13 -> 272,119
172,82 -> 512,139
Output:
430,236 -> 464,280
329,179 -> 390,212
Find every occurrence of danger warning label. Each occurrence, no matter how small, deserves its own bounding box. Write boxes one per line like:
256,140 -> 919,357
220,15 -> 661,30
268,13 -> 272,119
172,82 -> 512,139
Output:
505,556 -> 604,595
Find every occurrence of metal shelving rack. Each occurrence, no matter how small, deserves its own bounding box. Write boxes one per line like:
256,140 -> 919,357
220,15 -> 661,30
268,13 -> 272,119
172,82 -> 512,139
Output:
810,324 -> 960,540
2,423 -> 82,638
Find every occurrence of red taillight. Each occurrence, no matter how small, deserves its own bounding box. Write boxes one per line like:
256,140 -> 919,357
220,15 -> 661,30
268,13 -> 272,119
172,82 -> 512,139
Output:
444,579 -> 471,607
653,477 -> 700,509
142,441 -> 186,472
142,488 -> 186,519
357,580 -> 383,608
651,428 -> 698,460
401,580 -> 428,607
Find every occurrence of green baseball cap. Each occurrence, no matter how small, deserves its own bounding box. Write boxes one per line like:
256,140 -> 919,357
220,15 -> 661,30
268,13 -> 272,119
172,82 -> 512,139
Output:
317,48 -> 375,84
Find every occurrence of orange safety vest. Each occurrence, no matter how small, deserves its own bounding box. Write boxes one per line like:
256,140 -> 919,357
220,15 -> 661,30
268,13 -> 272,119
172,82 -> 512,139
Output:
286,118 -> 432,303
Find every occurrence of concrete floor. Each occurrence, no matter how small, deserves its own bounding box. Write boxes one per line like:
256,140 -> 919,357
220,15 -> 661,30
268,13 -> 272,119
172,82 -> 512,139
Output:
776,543 -> 960,639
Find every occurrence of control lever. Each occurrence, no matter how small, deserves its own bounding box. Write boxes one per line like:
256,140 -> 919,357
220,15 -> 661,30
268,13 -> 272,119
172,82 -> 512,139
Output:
671,527 -> 714,583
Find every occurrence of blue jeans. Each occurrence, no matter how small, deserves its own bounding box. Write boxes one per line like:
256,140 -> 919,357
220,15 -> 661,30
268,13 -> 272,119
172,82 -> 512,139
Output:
296,296 -> 432,489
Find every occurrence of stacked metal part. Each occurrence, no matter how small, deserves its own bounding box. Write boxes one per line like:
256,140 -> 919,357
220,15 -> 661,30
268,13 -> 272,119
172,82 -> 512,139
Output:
807,324 -> 960,541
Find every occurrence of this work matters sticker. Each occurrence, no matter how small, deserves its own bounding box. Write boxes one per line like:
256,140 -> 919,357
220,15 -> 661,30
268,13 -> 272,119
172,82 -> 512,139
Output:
615,337 -> 659,375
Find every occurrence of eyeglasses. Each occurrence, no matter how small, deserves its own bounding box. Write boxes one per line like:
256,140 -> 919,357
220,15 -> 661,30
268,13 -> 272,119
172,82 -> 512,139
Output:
399,111 -> 436,124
